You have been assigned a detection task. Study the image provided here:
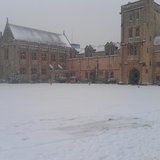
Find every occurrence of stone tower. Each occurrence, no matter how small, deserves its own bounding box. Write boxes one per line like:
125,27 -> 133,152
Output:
120,0 -> 160,84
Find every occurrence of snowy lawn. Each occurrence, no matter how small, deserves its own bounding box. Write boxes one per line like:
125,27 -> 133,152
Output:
0,83 -> 160,160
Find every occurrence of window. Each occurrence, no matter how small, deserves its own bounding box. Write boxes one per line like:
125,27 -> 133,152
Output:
41,68 -> 47,75
51,53 -> 56,61
129,11 -> 134,21
128,45 -> 139,55
85,72 -> 88,79
156,62 -> 160,67
136,10 -> 140,19
20,51 -> 26,60
32,52 -> 37,60
129,13 -> 133,21
110,72 -> 114,78
129,28 -> 133,38
41,52 -> 47,61
59,48 -> 65,53
31,68 -> 37,74
135,27 -> 140,37
59,54 -> 65,61
156,76 -> 160,81
4,48 -> 9,60
20,68 -> 26,74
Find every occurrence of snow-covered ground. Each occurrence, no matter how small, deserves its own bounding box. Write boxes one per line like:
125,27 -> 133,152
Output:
0,84 -> 160,160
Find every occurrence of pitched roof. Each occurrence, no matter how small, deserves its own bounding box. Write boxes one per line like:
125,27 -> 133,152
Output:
8,23 -> 71,47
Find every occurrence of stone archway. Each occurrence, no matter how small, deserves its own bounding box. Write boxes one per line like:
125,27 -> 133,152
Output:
129,68 -> 140,85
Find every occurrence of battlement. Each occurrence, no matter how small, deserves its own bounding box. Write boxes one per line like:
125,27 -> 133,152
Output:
121,0 -> 144,13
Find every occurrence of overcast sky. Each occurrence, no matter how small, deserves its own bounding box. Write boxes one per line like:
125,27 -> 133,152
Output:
0,0 -> 160,47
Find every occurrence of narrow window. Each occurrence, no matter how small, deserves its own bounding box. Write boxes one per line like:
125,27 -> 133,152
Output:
135,27 -> 140,37
129,13 -> 133,21
4,48 -> 9,60
20,51 -> 26,60
32,52 -> 37,60
136,10 -> 140,19
51,53 -> 56,61
41,52 -> 47,61
129,45 -> 139,55
129,28 -> 133,38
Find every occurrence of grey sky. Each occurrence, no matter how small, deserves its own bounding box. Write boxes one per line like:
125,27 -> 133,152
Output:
0,0 -> 160,47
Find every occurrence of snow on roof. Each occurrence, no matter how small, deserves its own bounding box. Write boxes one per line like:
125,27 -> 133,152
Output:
115,42 -> 121,49
93,45 -> 105,52
154,36 -> 160,45
9,24 -> 71,47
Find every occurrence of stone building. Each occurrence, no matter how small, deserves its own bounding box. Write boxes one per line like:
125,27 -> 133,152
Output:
1,0 -> 160,84
0,20 -> 75,82
0,20 -> 121,83
121,0 -> 160,84
66,43 -> 121,83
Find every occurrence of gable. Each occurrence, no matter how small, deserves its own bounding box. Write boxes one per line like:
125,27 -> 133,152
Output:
2,23 -> 14,43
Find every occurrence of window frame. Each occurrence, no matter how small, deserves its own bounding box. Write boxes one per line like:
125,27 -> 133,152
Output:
31,68 -> 37,74
20,51 -> 26,60
32,52 -> 37,60
41,52 -> 47,61
128,27 -> 133,38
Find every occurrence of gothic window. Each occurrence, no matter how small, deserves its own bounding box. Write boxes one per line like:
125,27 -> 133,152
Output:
129,28 -> 133,38
128,45 -> 139,55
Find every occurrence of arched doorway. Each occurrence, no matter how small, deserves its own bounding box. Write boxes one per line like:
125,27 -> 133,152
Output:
129,68 -> 140,85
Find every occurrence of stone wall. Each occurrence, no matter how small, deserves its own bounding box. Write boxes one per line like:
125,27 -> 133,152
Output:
66,55 -> 121,83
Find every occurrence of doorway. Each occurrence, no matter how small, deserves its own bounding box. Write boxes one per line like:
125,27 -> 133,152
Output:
129,68 -> 140,85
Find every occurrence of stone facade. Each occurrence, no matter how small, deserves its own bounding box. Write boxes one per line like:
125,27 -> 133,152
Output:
1,0 -> 160,84
66,43 -> 121,83
121,0 -> 160,84
0,22 -> 75,83
153,39 -> 160,84
0,21 -> 121,83
66,53 -> 121,83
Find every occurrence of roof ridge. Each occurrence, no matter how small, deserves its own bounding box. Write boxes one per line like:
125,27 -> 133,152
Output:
7,23 -> 71,47
9,23 -> 62,36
